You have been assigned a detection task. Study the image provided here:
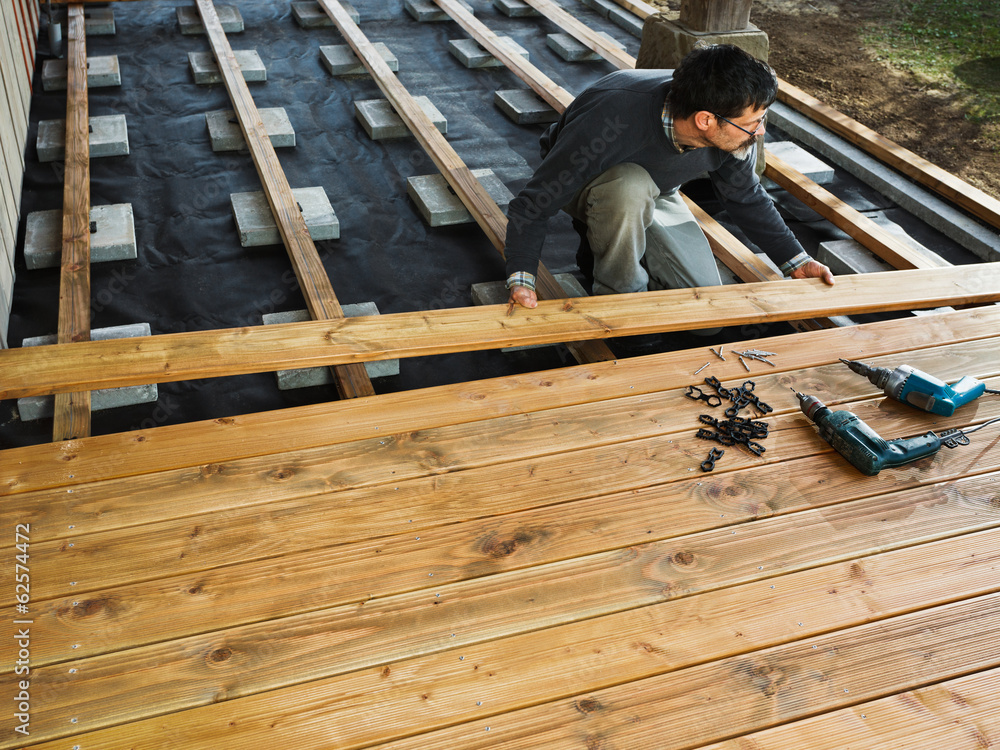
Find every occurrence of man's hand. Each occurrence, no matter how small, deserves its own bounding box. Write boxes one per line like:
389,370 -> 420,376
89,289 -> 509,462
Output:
790,260 -> 835,286
508,285 -> 538,309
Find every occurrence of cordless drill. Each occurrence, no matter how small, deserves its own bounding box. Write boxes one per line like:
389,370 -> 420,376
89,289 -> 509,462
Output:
793,391 -> 942,475
840,359 -> 994,417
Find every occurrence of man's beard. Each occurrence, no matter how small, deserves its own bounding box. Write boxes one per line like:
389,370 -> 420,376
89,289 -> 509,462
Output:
730,135 -> 758,161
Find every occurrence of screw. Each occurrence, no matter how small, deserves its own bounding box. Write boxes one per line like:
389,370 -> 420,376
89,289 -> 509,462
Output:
694,362 -> 711,375
70,718 -> 78,724
459,656 -> 465,661
69,668 -> 77,673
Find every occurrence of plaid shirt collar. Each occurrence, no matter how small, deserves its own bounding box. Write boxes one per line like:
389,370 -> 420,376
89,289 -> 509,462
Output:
661,100 -> 695,153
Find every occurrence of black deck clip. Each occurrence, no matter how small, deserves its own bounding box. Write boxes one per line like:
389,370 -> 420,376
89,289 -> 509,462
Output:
685,385 -> 722,408
701,447 -> 725,472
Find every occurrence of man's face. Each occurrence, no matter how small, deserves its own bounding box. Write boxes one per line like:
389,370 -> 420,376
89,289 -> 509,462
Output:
710,106 -> 768,160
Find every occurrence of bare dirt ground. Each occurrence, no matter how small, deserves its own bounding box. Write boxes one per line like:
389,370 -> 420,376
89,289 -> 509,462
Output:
650,0 -> 1000,201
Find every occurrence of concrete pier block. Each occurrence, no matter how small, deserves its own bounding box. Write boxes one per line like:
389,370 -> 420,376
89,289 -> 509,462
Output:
817,213 -> 942,275
636,15 -> 768,69
24,204 -> 137,270
546,31 -> 625,62
43,55 -> 121,91
178,5 -> 244,35
473,274 -> 587,351
448,37 -> 529,69
205,108 -> 295,151
407,169 -> 514,227
263,304 -> 399,387
292,0 -> 359,27
761,141 -> 835,189
494,89 -> 559,125
579,0 -> 618,17
230,187 -> 339,247
354,96 -> 446,140
36,115 -> 130,163
609,5 -> 643,36
493,0 -> 540,17
17,323 -> 157,421
320,43 -> 398,76
84,8 -> 115,35
188,50 -> 267,84
405,0 -> 473,21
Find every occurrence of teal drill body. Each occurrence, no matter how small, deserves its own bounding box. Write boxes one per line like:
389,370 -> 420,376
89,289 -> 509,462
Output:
841,359 -> 986,417
794,391 -> 941,475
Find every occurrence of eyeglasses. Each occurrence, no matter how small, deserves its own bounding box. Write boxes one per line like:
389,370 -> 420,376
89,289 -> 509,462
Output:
713,111 -> 767,137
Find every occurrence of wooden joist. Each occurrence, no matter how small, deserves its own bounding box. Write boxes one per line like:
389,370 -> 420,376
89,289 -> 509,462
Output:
777,79 -> 1000,231
1,264 -> 999,400
763,152 -> 950,270
194,0 -> 374,399
319,0 -> 615,365
53,4 -> 92,442
2,305 -> 997,498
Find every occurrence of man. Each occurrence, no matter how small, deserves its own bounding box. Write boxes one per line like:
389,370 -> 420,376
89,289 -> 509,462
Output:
504,44 -> 834,311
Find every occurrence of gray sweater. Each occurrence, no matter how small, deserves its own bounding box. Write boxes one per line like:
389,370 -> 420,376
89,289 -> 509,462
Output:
503,69 -> 805,279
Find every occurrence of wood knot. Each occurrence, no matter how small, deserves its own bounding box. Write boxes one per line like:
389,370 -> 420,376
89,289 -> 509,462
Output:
187,584 -> 204,595
215,417 -> 236,425
481,531 -> 534,559
575,698 -> 603,714
672,550 -> 695,566
200,463 -> 225,477
208,647 -> 233,663
381,666 -> 391,677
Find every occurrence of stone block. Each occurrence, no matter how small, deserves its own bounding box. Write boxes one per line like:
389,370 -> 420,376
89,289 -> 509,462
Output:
177,5 -> 244,35
263,304 -> 399,386
579,0 -> 617,17
472,274 -> 587,351
494,88 -> 560,125
291,0 -> 359,27
17,323 -> 157,421
636,14 -> 768,69
817,213 -> 941,275
761,141 -> 834,189
320,43 -> 398,76
205,107 -> 295,152
405,0 -> 473,21
448,36 -> 529,68
493,0 -> 539,17
36,114 -> 130,163
230,187 -> 339,247
84,7 -> 115,35
188,50 -> 267,84
546,31 -> 625,62
24,204 -> 137,270
42,55 -> 121,91
354,96 -> 446,140
407,169 -> 514,227
609,5 -> 643,37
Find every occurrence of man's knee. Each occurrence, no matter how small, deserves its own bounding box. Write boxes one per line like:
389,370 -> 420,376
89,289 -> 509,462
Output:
587,163 -> 658,219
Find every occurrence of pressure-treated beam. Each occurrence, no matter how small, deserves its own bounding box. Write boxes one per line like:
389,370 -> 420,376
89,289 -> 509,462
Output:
1,263 -> 997,400
319,0 -> 615,364
53,4 -> 92,442
195,0 -> 374,399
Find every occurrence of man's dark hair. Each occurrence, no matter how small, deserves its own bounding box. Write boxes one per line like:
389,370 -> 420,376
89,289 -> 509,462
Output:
667,44 -> 778,120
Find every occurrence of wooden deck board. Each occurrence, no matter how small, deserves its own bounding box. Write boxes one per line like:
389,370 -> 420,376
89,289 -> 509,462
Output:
4,308 -> 1000,748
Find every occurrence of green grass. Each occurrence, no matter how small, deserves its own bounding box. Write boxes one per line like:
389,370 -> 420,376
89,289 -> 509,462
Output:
861,0 -> 1000,123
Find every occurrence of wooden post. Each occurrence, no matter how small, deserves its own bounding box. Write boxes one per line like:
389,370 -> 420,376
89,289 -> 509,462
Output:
679,0 -> 753,32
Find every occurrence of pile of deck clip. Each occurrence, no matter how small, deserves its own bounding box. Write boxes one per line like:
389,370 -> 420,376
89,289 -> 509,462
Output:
685,376 -> 774,471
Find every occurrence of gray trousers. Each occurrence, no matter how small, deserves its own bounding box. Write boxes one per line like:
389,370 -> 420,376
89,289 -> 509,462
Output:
565,163 -> 722,296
